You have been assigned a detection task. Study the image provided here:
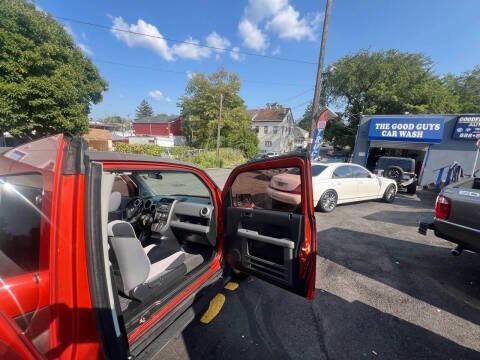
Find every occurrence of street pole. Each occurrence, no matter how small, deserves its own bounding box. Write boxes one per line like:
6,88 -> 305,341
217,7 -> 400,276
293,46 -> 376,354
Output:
216,93 -> 223,162
310,0 -> 333,135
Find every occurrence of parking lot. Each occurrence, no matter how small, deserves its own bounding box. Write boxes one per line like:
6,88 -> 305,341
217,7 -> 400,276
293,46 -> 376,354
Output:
161,170 -> 480,360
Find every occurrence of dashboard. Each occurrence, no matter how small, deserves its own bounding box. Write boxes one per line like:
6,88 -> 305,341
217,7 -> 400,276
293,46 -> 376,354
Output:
141,196 -> 217,246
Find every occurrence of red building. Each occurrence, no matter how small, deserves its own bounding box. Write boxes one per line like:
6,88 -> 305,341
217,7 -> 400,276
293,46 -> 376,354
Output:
133,115 -> 184,136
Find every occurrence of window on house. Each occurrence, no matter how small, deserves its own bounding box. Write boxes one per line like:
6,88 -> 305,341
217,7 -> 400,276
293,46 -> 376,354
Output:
264,126 -> 269,134
265,141 -> 272,147
255,126 -> 259,133
273,126 -> 278,134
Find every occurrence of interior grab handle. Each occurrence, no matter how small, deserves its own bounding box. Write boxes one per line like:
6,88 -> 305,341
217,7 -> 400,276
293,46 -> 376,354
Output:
237,228 -> 294,249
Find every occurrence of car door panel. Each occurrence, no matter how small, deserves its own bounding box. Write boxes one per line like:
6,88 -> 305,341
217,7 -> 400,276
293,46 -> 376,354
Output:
225,207 -> 303,287
223,155 -> 316,298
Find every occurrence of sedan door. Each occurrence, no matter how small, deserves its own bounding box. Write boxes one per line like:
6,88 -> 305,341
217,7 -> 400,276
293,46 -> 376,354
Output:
222,154 -> 316,299
351,165 -> 381,198
331,165 -> 358,201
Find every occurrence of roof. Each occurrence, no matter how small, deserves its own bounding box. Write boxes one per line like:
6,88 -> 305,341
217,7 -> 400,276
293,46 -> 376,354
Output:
248,107 -> 290,122
86,151 -> 199,169
135,114 -> 180,124
84,128 -> 112,141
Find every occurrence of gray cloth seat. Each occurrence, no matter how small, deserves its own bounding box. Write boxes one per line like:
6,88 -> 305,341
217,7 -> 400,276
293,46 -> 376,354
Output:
107,220 -> 187,296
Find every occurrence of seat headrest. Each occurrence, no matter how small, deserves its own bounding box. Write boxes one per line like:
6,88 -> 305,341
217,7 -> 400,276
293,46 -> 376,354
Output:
109,192 -> 121,212
108,220 -> 136,238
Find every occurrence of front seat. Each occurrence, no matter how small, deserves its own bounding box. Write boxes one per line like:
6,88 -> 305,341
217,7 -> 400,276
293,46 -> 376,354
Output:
108,220 -> 187,299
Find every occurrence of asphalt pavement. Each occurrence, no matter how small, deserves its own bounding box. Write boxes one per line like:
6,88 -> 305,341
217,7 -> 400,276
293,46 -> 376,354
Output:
160,170 -> 480,360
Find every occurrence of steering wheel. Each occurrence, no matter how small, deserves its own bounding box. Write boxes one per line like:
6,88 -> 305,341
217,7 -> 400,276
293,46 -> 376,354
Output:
124,197 -> 144,223
385,166 -> 404,180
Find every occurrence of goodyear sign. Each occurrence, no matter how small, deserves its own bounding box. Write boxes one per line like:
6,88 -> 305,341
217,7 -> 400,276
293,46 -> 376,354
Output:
368,117 -> 444,143
452,115 -> 480,140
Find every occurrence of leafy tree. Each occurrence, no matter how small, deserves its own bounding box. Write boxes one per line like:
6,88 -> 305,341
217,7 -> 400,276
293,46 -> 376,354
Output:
0,0 -> 107,139
179,69 -> 258,157
323,50 -> 460,148
297,101 -> 313,132
443,67 -> 480,113
135,99 -> 154,120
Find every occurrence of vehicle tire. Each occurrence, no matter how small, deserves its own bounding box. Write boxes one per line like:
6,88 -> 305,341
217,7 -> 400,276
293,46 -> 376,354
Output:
406,182 -> 417,195
385,166 -> 404,180
317,190 -> 338,213
382,184 -> 396,203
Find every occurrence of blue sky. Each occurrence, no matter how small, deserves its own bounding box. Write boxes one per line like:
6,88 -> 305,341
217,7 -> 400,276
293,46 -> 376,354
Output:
36,0 -> 480,120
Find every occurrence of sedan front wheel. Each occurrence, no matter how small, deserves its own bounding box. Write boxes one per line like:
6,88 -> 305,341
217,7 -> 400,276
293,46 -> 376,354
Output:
318,190 -> 338,212
383,184 -> 396,203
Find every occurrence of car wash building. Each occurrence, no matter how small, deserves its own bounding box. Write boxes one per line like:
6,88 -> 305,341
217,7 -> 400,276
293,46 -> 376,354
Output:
352,115 -> 480,186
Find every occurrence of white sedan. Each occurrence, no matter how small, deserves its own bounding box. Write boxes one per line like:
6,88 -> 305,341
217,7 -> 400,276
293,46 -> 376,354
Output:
267,162 -> 397,212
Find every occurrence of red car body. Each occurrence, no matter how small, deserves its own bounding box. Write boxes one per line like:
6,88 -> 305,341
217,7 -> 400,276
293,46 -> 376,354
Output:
0,135 -> 317,359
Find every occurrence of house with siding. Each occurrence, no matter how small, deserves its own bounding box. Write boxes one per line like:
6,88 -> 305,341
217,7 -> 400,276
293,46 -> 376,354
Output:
248,106 -> 295,154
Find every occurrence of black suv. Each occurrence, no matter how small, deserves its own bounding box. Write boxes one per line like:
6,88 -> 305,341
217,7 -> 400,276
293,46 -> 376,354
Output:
374,156 -> 417,195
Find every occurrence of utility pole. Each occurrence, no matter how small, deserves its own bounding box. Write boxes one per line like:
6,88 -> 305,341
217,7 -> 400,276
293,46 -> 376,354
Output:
310,0 -> 333,135
216,93 -> 223,161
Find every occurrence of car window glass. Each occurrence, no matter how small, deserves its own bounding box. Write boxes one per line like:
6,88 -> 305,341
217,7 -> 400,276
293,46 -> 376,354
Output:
312,165 -> 327,176
137,171 -> 210,198
231,167 -> 302,213
112,176 -> 130,196
0,174 -> 43,278
333,166 -> 353,178
351,166 -> 370,178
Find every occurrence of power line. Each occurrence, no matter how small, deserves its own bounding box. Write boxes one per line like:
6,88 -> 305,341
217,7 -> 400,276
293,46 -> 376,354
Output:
55,16 -> 318,66
281,88 -> 314,103
291,99 -> 312,110
95,59 -> 302,87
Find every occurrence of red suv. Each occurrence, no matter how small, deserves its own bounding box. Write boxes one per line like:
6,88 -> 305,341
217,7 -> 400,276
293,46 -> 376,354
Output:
0,135 -> 316,359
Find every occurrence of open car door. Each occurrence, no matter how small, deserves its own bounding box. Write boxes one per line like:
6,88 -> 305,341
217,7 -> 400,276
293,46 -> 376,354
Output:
222,154 -> 317,299
0,311 -> 45,359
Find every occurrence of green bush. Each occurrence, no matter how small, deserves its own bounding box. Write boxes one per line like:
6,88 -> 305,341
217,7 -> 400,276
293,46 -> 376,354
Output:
113,143 -> 245,168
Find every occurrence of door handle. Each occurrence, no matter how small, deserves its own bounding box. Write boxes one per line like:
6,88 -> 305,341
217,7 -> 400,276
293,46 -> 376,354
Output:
242,211 -> 253,218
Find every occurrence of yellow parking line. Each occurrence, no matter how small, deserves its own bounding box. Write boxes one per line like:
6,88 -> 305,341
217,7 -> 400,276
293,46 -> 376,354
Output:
200,293 -> 226,324
224,281 -> 239,291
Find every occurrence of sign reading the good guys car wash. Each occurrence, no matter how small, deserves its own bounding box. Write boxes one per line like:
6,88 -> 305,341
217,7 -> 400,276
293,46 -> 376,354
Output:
368,117 -> 445,143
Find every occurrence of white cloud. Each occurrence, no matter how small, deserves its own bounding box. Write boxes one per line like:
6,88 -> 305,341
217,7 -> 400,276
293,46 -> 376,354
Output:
186,71 -> 196,79
78,43 -> 93,56
63,23 -> 74,37
266,5 -> 317,40
81,32 -> 88,40
244,0 -> 288,23
230,47 -> 245,61
110,16 -> 173,61
238,19 -> 268,51
271,46 -> 281,55
110,17 -> 232,61
171,37 -> 211,60
206,32 -> 231,52
238,0 -> 321,50
148,90 -> 171,102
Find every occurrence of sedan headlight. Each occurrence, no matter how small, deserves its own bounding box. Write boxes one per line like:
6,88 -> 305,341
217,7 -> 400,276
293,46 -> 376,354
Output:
402,175 -> 411,180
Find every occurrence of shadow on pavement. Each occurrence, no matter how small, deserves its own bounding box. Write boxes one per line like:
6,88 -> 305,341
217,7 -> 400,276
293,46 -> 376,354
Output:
363,210 -> 434,227
163,276 -> 480,360
393,191 -> 437,209
318,227 -> 480,326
